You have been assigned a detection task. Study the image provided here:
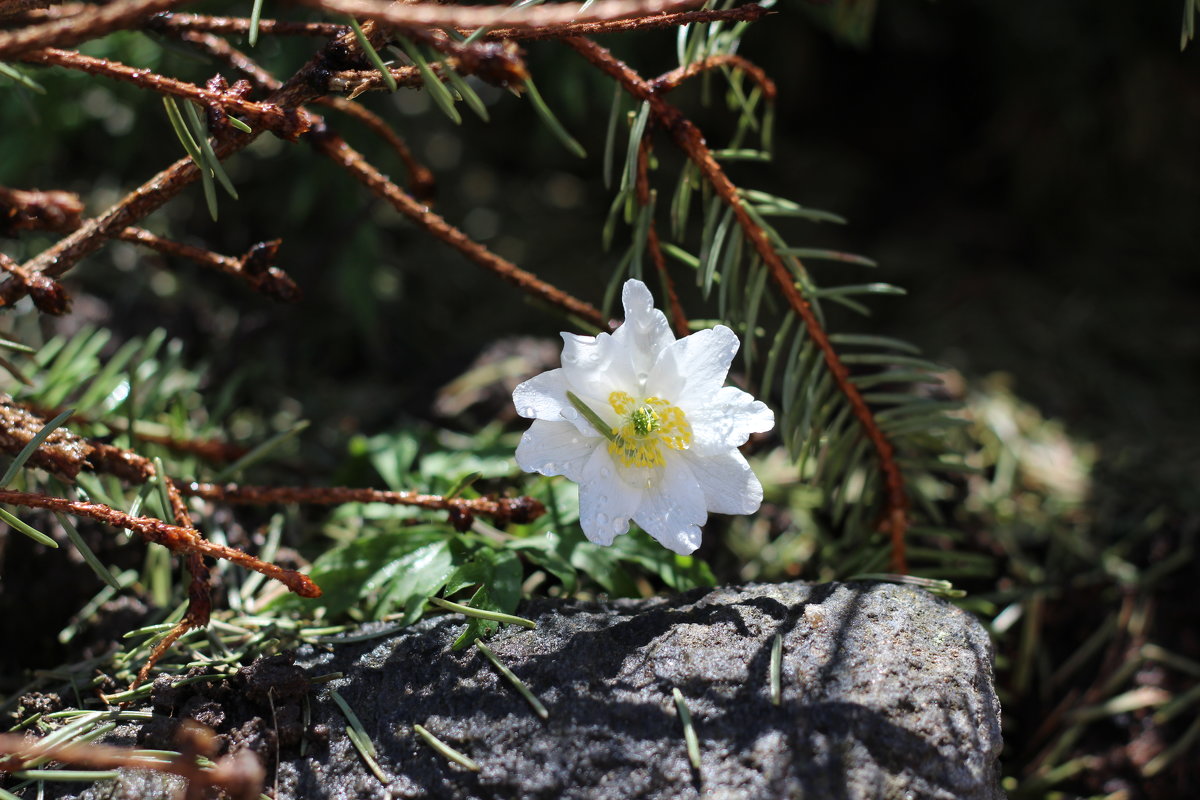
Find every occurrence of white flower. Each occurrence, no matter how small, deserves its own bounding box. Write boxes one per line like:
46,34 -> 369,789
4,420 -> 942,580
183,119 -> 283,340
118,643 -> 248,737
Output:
512,279 -> 775,554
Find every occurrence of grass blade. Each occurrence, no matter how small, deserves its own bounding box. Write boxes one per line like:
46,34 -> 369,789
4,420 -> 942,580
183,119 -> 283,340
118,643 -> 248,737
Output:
672,687 -> 701,770
475,639 -> 548,719
330,689 -> 390,785
56,512 -> 121,589
769,634 -> 782,706
413,723 -> 480,771
429,596 -> 536,629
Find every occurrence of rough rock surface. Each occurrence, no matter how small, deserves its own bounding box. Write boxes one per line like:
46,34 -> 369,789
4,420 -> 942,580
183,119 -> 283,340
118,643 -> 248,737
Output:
73,581 -> 1005,800
283,581 -> 1004,800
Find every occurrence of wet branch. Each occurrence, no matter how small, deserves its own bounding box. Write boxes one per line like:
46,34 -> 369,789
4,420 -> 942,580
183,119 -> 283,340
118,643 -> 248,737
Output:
482,3 -> 769,42
178,481 -> 546,529
114,228 -> 301,302
0,488 -> 322,597
17,47 -> 314,139
0,722 -> 264,800
295,0 -> 707,30
652,53 -> 777,100
312,130 -> 607,328
0,0 -> 189,59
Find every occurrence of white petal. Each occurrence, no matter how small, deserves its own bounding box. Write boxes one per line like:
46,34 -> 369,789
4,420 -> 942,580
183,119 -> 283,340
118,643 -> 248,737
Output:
611,279 -> 675,384
687,386 -> 776,456
633,457 -> 708,555
515,419 -> 601,482
646,325 -> 739,404
577,447 -> 642,546
512,369 -> 568,421
686,450 -> 764,515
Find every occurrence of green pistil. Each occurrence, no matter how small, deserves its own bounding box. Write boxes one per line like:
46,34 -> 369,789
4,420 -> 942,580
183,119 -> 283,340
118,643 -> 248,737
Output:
630,406 -> 660,437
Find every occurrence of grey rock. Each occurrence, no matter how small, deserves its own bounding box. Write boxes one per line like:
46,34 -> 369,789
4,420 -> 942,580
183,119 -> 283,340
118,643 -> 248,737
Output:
277,581 -> 1003,800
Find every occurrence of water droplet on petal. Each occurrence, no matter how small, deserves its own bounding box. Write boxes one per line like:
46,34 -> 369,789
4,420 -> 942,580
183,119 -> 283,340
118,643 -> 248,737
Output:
587,351 -> 600,362
597,512 -> 610,525
562,408 -> 579,421
598,495 -> 609,505
543,461 -> 556,473
522,406 -> 536,417
562,353 -> 576,364
636,371 -> 648,383
741,461 -> 751,471
600,467 -> 611,478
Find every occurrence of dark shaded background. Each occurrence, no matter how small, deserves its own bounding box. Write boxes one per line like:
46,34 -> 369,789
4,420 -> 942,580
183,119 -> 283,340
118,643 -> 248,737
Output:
1,0 -> 1197,796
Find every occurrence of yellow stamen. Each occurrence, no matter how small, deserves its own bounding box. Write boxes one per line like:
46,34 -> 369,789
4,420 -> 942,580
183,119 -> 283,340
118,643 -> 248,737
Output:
607,391 -> 692,468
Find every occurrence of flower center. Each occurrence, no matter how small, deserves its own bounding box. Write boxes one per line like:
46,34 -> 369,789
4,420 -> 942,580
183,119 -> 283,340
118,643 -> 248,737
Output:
608,391 -> 692,468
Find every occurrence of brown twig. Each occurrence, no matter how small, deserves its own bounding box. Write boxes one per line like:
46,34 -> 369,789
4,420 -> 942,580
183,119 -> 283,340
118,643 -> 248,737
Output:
294,0 -> 706,30
312,97 -> 435,200
172,29 -> 278,88
652,53 -> 777,101
0,185 -> 83,234
134,470 -> 212,687
0,250 -> 69,314
0,722 -> 264,800
311,129 -> 608,328
0,488 -> 322,597
18,47 -> 314,140
567,36 -> 910,572
147,12 -> 346,38
0,0 -> 190,59
178,481 -> 546,529
482,3 -> 769,41
0,22 -> 340,306
114,228 -> 301,302
0,393 -> 94,478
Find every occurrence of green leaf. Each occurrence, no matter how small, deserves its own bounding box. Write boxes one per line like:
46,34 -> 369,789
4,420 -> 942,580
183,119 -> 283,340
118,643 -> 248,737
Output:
603,82 -> 624,189
621,101 -> 651,191
181,99 -> 238,201
449,548 -> 523,648
275,526 -> 446,618
373,540 -> 455,621
56,511 -> 122,589
248,0 -> 265,46
0,63 -> 45,94
349,16 -> 398,93
163,96 -> 218,220
779,248 -> 877,267
523,76 -> 585,158
508,533 -> 577,594
443,65 -> 489,121
0,507 -> 57,548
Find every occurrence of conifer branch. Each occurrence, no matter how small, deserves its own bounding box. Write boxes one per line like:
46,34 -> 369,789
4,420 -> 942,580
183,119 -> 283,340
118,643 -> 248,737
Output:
567,36 -> 911,571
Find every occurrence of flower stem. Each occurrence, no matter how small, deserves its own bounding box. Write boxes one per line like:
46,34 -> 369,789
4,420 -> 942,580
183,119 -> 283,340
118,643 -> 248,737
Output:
566,391 -> 619,444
